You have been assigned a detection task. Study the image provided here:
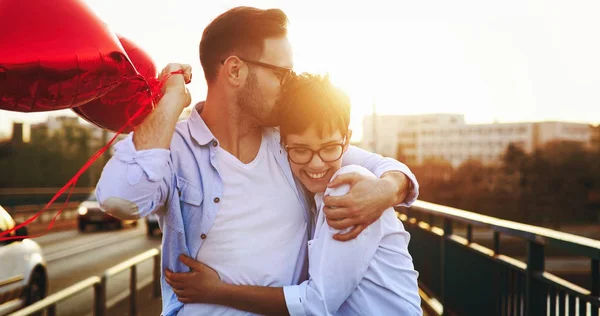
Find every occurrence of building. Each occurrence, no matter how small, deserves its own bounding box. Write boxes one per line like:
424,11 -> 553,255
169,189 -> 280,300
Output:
362,113 -> 593,167
30,116 -> 123,146
592,124 -> 600,152
0,122 -> 25,158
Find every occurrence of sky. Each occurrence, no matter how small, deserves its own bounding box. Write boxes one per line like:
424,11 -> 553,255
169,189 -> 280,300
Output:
1,0 -> 599,141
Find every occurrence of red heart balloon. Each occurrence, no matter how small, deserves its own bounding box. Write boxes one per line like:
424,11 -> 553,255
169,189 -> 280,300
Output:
0,0 -> 135,112
72,35 -> 159,134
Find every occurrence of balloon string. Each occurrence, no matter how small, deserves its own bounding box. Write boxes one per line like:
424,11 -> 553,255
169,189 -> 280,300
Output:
0,70 -> 184,241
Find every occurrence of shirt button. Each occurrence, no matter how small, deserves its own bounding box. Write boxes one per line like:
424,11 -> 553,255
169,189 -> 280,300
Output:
201,234 -> 207,239
212,141 -> 218,147
214,197 -> 220,203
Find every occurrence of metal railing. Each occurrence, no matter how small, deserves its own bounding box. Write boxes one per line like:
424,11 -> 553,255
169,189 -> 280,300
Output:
96,248 -> 161,316
398,200 -> 600,316
9,277 -> 101,316
8,203 -> 80,223
9,248 -> 161,316
9,199 -> 600,316
0,187 -> 94,209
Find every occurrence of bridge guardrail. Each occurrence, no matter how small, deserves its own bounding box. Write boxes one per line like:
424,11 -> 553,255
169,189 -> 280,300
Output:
398,200 -> 600,316
9,248 -> 161,316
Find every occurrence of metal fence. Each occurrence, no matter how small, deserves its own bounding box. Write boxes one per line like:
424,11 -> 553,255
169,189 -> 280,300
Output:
7,198 -> 600,316
9,248 -> 161,316
398,200 -> 600,316
0,187 -> 94,209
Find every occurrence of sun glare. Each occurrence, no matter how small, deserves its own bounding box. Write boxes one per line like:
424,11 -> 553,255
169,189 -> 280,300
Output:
287,21 -> 383,141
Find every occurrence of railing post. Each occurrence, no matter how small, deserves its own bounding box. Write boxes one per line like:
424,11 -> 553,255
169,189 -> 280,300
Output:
525,240 -> 545,316
441,218 -> 453,316
592,259 -> 599,316
153,252 -> 161,298
493,231 -> 500,254
94,276 -> 107,316
466,224 -> 473,243
48,304 -> 56,316
130,265 -> 138,316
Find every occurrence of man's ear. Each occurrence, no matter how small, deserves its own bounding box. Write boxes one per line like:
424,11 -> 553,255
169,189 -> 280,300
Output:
222,56 -> 244,87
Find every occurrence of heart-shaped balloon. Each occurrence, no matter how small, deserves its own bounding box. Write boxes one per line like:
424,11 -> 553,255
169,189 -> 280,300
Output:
73,35 -> 159,134
0,0 -> 134,112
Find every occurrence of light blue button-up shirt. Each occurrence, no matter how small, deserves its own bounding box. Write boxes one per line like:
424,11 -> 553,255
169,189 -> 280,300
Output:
96,103 -> 419,316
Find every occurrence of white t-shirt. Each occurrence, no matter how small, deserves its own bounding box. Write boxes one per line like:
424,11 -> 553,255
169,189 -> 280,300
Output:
180,134 -> 306,315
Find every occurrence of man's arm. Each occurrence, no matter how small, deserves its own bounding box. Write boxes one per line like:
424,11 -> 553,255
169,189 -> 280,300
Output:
96,134 -> 172,219
322,146 -> 419,241
96,64 -> 191,219
133,63 -> 191,150
341,145 -> 419,206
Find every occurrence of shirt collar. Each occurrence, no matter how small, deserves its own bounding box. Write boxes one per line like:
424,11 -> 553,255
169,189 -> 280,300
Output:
187,101 -> 216,146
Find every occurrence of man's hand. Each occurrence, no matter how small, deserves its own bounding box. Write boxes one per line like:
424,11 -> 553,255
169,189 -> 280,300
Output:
164,255 -> 222,304
323,171 -> 410,241
158,63 -> 192,112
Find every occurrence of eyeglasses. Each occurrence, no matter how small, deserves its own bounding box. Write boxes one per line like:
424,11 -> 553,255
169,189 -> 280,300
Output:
221,56 -> 295,85
284,138 -> 347,165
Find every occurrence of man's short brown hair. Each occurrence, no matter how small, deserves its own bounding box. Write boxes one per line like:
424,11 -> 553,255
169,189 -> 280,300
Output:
279,73 -> 351,141
199,7 -> 288,84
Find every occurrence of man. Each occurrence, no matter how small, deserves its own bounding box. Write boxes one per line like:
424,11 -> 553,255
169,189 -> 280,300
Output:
96,7 -> 419,316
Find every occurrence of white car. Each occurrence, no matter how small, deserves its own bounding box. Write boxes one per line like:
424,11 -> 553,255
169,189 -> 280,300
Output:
0,205 -> 48,316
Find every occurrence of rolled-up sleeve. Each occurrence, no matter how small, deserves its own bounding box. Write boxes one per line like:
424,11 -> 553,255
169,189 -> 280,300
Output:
283,285 -> 307,316
342,146 -> 419,207
96,133 -> 173,220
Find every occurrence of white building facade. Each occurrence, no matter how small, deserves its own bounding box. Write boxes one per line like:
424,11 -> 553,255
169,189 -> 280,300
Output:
362,114 -> 592,167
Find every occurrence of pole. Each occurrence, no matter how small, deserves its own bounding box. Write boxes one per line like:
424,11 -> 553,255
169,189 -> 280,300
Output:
372,97 -> 377,153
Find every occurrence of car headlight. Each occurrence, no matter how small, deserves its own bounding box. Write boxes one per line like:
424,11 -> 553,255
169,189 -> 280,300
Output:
78,206 -> 88,215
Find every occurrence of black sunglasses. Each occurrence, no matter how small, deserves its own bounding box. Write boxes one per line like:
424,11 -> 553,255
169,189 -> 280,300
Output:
221,56 -> 295,85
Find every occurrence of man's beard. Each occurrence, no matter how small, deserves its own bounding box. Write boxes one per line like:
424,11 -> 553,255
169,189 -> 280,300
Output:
236,71 -> 279,127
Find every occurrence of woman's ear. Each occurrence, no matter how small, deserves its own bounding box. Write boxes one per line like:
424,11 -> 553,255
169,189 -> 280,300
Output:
343,129 -> 353,152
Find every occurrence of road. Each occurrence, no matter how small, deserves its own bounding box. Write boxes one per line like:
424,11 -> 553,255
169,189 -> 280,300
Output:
32,222 -> 161,316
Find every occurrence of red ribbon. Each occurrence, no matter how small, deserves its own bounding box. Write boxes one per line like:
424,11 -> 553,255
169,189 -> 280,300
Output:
0,70 -> 184,241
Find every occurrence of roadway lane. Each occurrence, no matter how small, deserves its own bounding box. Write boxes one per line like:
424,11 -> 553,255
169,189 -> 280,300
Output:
31,221 -> 162,316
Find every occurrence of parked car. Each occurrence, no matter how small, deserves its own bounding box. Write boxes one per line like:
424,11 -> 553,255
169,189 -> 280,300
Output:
0,205 -> 48,316
145,214 -> 160,237
77,192 -> 137,232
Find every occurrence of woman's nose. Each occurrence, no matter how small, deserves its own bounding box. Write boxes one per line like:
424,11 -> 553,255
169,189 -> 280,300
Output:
308,153 -> 326,169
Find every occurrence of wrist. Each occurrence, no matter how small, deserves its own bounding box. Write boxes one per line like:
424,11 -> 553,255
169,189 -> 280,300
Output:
378,177 -> 398,208
380,172 -> 407,207
210,282 -> 231,305
158,92 -> 188,112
